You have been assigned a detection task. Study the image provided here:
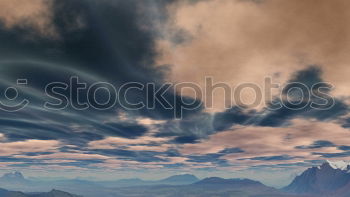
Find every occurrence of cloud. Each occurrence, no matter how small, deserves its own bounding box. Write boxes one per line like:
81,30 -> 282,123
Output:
186,147 -> 243,166
16,152 -> 110,160
296,140 -> 335,149
0,0 -> 348,176
157,0 -> 350,111
88,136 -> 170,149
0,0 -> 208,161
342,118 -> 350,128
0,140 -> 60,156
213,107 -> 255,131
247,155 -> 297,161
125,145 -> 171,152
0,0 -> 56,37
213,67 -> 349,128
180,119 -> 350,168
155,112 -> 214,141
103,122 -> 149,138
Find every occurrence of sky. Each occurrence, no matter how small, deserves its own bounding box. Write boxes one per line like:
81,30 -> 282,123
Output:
0,0 -> 349,187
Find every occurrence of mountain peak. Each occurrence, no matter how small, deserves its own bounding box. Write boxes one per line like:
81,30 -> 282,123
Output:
48,189 -> 82,197
1,171 -> 24,180
284,160 -> 350,194
325,160 -> 350,171
161,174 -> 199,183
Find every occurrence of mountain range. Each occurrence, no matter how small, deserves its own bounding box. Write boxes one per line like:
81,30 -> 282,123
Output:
114,177 -> 305,197
0,172 -> 201,197
3,161 -> 350,197
0,172 -> 303,197
98,174 -> 199,187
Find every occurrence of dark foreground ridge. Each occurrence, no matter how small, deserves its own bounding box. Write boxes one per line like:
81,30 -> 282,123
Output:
0,188 -> 82,197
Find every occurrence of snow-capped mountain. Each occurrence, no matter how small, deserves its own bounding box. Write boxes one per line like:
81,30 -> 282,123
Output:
326,160 -> 350,171
0,171 -> 25,182
284,160 -> 350,195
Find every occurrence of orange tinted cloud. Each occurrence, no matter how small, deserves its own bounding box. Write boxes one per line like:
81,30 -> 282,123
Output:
0,139 -> 60,156
0,0 -> 55,37
180,119 -> 350,168
157,0 -> 350,110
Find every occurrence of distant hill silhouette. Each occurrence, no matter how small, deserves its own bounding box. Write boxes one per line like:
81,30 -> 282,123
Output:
98,174 -> 199,188
0,188 -> 81,197
194,177 -> 262,186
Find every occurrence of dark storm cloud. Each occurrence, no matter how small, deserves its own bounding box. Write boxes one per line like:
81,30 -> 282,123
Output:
338,146 -> 350,151
8,159 -> 105,168
100,123 -> 148,138
164,150 -> 182,158
90,148 -> 168,163
0,0 -> 349,172
0,156 -> 35,163
256,66 -> 348,127
0,107 -> 143,145
0,0 -> 346,145
313,151 -> 350,158
187,148 -> 243,164
88,146 -> 242,166
212,107 -> 255,131
149,66 -> 350,146
162,163 -> 186,168
56,159 -> 105,168
172,135 -> 199,144
246,155 -> 297,161
211,66 -> 349,130
295,140 -> 335,149
187,154 -> 229,166
341,118 -> 350,128
155,112 -> 213,140
250,162 -> 311,169
0,0 -> 204,146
